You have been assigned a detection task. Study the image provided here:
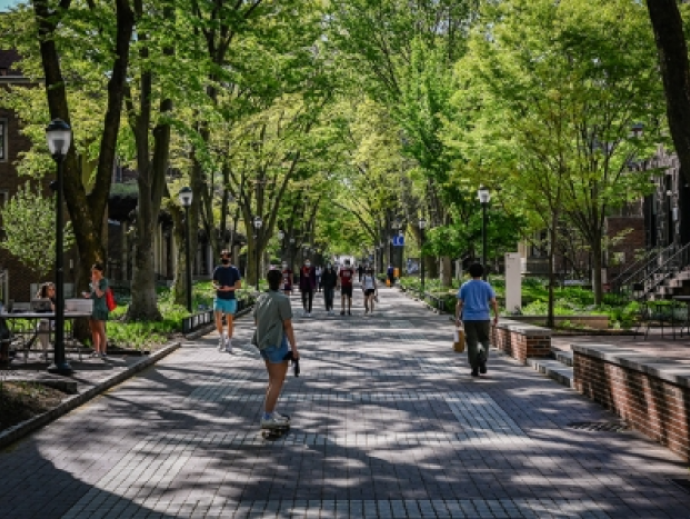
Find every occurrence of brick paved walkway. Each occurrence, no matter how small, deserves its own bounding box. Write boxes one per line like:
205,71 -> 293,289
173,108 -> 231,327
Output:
0,287 -> 689,518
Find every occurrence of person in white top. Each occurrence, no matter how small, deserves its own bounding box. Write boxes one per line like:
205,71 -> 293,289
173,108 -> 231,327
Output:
361,266 -> 378,315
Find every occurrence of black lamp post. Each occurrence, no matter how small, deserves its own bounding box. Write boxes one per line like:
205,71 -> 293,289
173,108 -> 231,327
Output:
379,242 -> 384,274
419,217 -> 427,294
178,187 -> 193,312
253,216 -> 263,291
46,118 -> 72,375
478,185 -> 491,279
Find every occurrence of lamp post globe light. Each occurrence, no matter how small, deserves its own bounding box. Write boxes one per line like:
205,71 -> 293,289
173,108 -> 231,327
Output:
477,185 -> 491,280
418,217 -> 427,294
178,187 -> 193,312
46,119 -> 73,375
253,216 -> 263,291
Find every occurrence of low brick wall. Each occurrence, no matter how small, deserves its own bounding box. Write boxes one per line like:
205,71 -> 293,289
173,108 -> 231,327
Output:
492,319 -> 551,364
509,315 -> 609,330
572,344 -> 690,462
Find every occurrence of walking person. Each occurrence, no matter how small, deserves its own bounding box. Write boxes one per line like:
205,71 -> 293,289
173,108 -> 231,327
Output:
315,265 -> 322,292
35,282 -> 56,360
387,263 -> 395,287
212,249 -> 242,353
83,263 -> 110,359
361,266 -> 378,315
320,263 -> 338,315
252,269 -> 300,429
299,259 -> 316,317
338,259 -> 355,316
280,261 -> 294,297
455,263 -> 499,377
357,263 -> 364,282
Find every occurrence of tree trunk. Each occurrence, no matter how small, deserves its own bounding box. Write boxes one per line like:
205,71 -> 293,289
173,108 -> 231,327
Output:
591,232 -> 603,305
169,205 -> 187,308
440,256 -> 452,287
34,0 -> 133,338
546,213 -> 558,329
123,9 -> 172,322
646,0 -> 690,188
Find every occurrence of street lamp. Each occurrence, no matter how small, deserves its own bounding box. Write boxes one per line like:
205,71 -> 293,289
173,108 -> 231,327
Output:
178,187 -> 193,312
253,216 -> 263,291
46,119 -> 72,375
419,217 -> 427,294
478,185 -> 491,279
379,241 -> 384,274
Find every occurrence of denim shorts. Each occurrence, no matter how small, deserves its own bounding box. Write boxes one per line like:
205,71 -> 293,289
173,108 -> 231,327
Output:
214,298 -> 237,315
260,336 -> 289,364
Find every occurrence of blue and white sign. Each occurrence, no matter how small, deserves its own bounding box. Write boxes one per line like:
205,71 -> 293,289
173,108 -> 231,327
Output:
392,236 -> 405,246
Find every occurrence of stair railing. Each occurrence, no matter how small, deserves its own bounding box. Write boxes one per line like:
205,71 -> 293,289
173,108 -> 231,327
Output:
610,246 -> 664,293
614,242 -> 677,295
623,242 -> 690,299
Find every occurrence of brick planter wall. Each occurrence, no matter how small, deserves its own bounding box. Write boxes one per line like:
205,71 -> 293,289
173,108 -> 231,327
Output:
572,344 -> 690,462
492,319 -> 551,364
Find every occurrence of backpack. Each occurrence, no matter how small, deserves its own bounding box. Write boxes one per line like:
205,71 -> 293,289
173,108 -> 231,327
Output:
105,288 -> 117,312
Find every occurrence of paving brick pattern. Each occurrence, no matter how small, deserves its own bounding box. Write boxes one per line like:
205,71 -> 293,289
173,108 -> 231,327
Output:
0,287 -> 689,518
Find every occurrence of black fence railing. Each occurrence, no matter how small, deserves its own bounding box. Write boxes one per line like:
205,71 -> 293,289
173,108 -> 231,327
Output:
418,288 -> 452,313
181,297 -> 254,335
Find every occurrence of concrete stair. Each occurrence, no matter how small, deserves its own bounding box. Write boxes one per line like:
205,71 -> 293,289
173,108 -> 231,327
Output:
527,350 -> 574,388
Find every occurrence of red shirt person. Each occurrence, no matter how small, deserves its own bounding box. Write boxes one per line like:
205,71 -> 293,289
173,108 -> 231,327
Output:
337,260 -> 355,316
281,262 -> 293,297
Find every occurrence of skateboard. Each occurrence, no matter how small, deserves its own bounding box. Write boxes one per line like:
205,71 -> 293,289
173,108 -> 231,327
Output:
260,414 -> 291,439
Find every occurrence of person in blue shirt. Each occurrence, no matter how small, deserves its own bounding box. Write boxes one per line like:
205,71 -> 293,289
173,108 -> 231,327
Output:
387,264 -> 395,287
212,249 -> 242,353
455,263 -> 499,377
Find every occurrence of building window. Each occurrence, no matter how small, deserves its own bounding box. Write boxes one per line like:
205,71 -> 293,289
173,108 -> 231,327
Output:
0,119 -> 6,161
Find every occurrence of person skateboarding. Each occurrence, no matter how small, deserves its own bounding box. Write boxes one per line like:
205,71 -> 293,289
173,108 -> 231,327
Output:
252,269 -> 300,430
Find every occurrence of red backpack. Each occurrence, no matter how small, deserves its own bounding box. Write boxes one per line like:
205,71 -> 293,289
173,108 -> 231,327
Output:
105,288 -> 117,312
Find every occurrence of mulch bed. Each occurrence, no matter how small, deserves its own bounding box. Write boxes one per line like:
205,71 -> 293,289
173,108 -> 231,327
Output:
0,381 -> 68,432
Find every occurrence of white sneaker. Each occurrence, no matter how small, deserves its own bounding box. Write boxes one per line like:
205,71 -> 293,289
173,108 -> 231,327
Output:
225,337 -> 233,353
273,411 -> 291,423
307,312 -> 311,317
218,336 -> 225,351
261,414 -> 290,429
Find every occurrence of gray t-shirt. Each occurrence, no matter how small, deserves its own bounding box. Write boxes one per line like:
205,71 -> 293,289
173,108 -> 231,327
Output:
251,290 -> 293,350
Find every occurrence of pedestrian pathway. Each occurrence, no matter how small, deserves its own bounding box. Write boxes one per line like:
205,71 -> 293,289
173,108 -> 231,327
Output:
0,286 -> 688,518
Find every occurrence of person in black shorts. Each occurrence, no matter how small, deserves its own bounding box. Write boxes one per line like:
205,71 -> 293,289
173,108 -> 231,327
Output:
361,266 -> 378,315
337,259 -> 355,316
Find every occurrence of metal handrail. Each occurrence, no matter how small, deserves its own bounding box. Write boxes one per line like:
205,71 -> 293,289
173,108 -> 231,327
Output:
624,241 -> 690,299
610,246 -> 665,292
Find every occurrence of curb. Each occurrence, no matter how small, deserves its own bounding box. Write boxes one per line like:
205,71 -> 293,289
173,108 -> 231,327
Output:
0,340 -> 181,451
